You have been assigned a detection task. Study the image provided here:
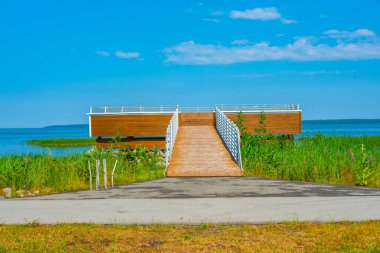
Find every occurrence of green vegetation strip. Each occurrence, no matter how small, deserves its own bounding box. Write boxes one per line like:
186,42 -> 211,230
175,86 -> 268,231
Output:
3,132 -> 380,197
241,134 -> 380,187
234,112 -> 380,187
0,221 -> 379,252
26,138 -> 96,148
0,148 -> 165,197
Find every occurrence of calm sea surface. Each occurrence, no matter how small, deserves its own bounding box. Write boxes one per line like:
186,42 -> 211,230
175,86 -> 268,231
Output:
0,120 -> 380,155
0,125 -> 90,155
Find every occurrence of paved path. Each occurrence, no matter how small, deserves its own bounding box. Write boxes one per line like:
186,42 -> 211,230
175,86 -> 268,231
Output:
1,178 -> 380,224
167,126 -> 242,176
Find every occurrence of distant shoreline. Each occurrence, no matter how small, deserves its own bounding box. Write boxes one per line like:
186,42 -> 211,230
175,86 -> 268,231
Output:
303,119 -> 380,124
1,119 -> 380,129
46,119 -> 380,128
26,138 -> 95,148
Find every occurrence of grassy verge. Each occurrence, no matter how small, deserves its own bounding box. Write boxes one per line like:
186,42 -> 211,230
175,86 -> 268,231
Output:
242,134 -> 380,187
0,221 -> 379,252
0,148 -> 165,197
26,138 -> 96,148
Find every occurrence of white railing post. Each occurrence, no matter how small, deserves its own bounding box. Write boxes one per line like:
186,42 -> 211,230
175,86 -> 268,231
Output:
215,107 -> 243,171
88,160 -> 92,191
111,159 -> 118,188
170,122 -> 173,157
165,108 -> 179,173
103,158 -> 107,189
95,159 -> 100,190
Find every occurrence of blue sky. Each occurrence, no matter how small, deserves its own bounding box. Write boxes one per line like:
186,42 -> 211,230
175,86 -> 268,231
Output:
1,0 -> 380,127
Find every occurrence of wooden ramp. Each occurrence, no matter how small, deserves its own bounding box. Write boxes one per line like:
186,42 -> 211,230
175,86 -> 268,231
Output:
166,126 -> 243,177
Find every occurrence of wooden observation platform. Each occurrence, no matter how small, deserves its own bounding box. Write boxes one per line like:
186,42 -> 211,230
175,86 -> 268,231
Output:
88,105 -> 302,177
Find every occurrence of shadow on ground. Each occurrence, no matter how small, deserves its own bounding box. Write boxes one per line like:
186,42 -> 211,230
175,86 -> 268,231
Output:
31,177 -> 380,200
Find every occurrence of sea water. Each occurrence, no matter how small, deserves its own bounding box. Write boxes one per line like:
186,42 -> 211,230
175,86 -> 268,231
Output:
0,120 -> 380,155
0,125 -> 90,155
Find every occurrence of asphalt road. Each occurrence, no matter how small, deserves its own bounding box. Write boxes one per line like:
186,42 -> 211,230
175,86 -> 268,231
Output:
1,177 -> 380,224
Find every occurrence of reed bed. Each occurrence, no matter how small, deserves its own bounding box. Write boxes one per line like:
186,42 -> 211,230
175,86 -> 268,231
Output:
0,147 -> 165,197
27,138 -> 95,147
241,134 -> 380,187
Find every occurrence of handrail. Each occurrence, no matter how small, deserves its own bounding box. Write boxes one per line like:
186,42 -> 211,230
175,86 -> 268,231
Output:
216,104 -> 300,112
215,108 -> 243,170
165,108 -> 179,170
88,105 -> 178,115
89,104 -> 300,115
88,105 -> 215,114
180,107 -> 215,112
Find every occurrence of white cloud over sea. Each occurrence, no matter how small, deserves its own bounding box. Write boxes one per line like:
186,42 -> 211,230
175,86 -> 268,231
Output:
230,7 -> 296,24
164,29 -> 380,65
115,50 -> 140,59
323,29 -> 376,39
96,50 -> 141,59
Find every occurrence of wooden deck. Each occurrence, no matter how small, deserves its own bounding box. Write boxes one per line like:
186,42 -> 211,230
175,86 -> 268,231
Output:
90,114 -> 172,137
88,105 -> 302,177
226,112 -> 302,135
166,126 -> 243,177
90,112 -> 302,137
180,112 -> 215,126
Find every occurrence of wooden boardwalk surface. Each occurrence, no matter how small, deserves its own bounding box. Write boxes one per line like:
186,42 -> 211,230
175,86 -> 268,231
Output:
166,126 -> 243,177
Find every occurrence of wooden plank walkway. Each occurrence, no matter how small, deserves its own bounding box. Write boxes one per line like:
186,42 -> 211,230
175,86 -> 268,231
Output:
166,126 -> 243,177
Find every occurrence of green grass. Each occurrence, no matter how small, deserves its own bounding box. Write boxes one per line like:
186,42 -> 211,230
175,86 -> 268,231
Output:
26,138 -> 96,148
4,133 -> 380,198
242,134 -> 380,187
0,148 -> 165,197
0,221 -> 379,252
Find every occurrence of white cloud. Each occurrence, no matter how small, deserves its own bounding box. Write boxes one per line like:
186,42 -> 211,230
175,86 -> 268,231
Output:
230,39 -> 251,45
324,29 -> 376,39
230,7 -> 280,20
164,36 -> 380,65
281,18 -> 297,24
238,70 -> 356,77
115,50 -> 140,59
202,18 -> 220,23
96,50 -> 110,57
230,7 -> 296,24
295,70 -> 356,75
238,73 -> 273,78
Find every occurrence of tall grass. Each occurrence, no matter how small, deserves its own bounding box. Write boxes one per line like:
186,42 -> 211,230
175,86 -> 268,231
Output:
0,147 -> 165,196
27,138 -> 95,147
241,134 -> 380,187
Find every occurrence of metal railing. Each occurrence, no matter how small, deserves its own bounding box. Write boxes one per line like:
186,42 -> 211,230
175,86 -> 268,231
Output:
216,104 -> 300,112
89,106 -> 216,114
89,105 -> 179,115
89,104 -> 300,115
180,107 -> 215,112
215,108 -> 243,170
165,108 -> 179,169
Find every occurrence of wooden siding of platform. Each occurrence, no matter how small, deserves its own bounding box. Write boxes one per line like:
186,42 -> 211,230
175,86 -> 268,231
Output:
90,115 -> 172,137
91,112 -> 301,137
179,112 -> 215,126
95,138 -> 165,149
225,112 -> 302,135
167,126 -> 242,177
